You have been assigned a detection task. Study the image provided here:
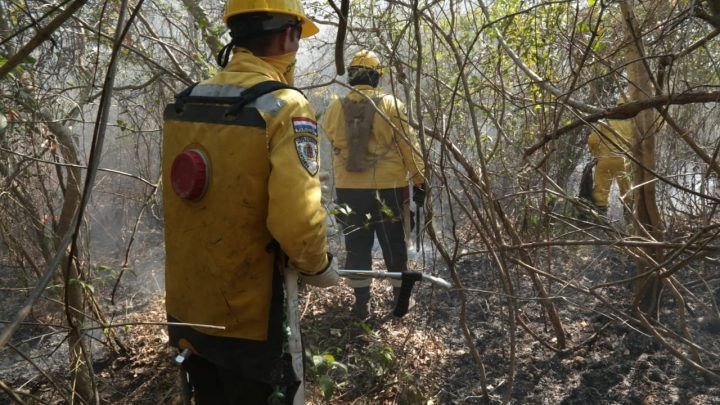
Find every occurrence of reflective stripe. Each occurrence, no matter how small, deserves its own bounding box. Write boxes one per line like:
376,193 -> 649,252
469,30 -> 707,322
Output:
191,84 -> 246,98
255,93 -> 285,116
190,84 -> 286,117
163,104 -> 266,128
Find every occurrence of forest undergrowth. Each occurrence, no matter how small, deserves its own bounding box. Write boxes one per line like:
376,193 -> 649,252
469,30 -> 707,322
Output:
2,222 -> 718,404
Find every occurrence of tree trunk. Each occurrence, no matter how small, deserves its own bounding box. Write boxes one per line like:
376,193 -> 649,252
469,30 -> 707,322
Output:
619,0 -> 664,315
30,94 -> 99,403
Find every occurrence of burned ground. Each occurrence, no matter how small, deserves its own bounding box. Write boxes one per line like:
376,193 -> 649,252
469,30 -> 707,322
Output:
1,237 -> 719,404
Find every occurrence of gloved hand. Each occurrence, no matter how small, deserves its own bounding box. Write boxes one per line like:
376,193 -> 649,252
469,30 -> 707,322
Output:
412,184 -> 426,206
300,253 -> 339,288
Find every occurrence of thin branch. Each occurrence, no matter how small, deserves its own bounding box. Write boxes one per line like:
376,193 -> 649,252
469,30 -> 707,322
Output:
0,230 -> 75,349
0,378 -> 25,404
8,343 -> 71,403
0,0 -> 89,79
0,146 -> 157,187
524,91 -> 720,157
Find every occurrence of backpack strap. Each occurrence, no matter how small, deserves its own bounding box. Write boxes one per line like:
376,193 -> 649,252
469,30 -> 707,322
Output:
172,83 -> 199,113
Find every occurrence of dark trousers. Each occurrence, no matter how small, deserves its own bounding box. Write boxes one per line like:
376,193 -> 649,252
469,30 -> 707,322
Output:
182,354 -> 276,405
335,188 -> 408,274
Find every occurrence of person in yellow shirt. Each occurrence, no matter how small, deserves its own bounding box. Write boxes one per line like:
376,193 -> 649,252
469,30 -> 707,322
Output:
322,50 -> 425,318
587,100 -> 634,214
162,0 -> 338,403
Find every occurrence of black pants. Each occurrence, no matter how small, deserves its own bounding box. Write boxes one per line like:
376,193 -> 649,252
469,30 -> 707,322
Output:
335,188 -> 408,274
182,354 -> 276,404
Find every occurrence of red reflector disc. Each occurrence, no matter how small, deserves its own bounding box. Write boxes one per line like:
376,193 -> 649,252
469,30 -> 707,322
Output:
170,149 -> 209,201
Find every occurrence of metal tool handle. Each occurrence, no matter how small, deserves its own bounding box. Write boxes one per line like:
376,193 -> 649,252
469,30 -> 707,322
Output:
338,269 -> 452,289
284,269 -> 305,405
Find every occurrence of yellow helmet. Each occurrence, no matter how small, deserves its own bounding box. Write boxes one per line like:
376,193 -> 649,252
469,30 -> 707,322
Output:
349,50 -> 382,71
223,0 -> 319,38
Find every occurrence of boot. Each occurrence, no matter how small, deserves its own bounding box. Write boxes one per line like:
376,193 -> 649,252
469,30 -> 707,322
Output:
352,287 -> 370,318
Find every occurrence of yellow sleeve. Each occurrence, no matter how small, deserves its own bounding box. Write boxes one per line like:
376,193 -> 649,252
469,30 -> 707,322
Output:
266,90 -> 329,274
381,96 -> 426,186
587,131 -> 600,157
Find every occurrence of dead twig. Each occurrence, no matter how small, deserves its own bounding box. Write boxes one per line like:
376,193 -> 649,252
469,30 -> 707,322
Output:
636,312 -> 720,383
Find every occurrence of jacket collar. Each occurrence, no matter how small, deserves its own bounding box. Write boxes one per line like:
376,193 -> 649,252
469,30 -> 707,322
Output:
224,48 -> 285,83
349,84 -> 385,100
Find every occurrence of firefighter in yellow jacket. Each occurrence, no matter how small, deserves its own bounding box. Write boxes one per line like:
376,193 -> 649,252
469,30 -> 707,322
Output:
322,50 -> 425,318
162,0 -> 338,403
588,111 -> 634,214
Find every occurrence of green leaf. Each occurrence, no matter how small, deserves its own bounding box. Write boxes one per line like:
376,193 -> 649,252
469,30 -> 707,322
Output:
383,348 -> 395,363
360,321 -> 373,334
379,203 -> 394,219
333,203 -> 352,216
319,375 -> 334,400
312,354 -> 326,368
82,281 -> 95,294
116,119 -> 130,132
332,361 -> 348,374
70,278 -> 95,293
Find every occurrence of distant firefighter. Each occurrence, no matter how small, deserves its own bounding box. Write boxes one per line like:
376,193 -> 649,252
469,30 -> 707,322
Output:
322,50 -> 426,318
587,96 -> 634,214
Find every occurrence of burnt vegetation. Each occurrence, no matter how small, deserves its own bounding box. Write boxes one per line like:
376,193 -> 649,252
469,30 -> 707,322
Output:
1,0 -> 720,403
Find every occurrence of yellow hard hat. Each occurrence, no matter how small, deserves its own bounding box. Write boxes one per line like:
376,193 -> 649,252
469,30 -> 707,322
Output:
223,0 -> 319,38
349,50 -> 382,71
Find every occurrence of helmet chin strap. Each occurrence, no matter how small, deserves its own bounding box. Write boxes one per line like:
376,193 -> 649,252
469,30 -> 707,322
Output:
216,43 -> 234,68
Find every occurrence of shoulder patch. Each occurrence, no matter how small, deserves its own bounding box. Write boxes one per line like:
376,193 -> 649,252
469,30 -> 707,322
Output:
295,135 -> 319,176
292,117 -> 317,135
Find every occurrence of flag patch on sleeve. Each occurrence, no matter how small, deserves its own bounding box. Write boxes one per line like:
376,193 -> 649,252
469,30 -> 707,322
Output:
295,135 -> 319,176
292,117 -> 318,135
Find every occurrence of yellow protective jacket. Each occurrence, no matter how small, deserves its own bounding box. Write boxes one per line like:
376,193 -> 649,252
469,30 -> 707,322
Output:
588,119 -> 634,207
322,85 -> 425,189
163,49 -> 328,346
588,119 -> 634,158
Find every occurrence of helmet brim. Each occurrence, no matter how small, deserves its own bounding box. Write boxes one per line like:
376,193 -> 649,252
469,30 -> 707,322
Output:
223,10 -> 319,38
299,16 -> 319,38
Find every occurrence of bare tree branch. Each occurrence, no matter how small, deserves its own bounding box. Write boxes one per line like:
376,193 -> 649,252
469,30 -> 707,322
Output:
524,91 -> 720,157
0,0 -> 89,79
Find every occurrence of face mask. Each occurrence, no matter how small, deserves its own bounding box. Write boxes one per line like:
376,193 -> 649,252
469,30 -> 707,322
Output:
261,51 -> 297,85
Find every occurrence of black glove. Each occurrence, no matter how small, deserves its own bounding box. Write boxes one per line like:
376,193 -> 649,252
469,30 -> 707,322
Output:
412,184 -> 426,206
